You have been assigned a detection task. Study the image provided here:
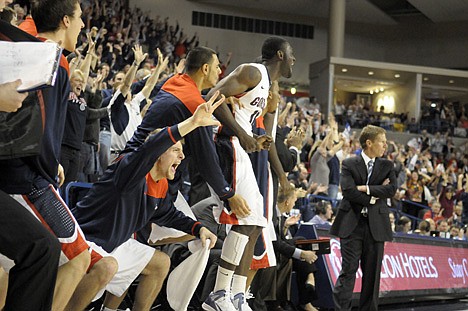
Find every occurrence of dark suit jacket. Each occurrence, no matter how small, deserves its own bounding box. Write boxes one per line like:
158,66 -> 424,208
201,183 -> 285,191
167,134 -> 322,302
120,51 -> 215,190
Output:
330,155 -> 397,242
272,210 -> 296,260
275,126 -> 298,174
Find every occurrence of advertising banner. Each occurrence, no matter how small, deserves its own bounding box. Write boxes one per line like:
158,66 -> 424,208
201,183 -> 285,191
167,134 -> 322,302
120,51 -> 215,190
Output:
324,237 -> 468,293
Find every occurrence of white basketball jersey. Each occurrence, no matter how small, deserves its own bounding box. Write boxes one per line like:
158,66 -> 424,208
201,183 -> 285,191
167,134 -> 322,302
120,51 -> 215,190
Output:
231,63 -> 270,136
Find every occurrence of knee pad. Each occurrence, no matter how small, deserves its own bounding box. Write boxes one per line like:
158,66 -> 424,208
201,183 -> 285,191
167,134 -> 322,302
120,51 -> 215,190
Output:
220,230 -> 249,266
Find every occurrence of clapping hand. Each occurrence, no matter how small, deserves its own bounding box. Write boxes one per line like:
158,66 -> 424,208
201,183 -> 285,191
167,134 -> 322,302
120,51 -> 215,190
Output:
287,127 -> 306,149
285,214 -> 301,228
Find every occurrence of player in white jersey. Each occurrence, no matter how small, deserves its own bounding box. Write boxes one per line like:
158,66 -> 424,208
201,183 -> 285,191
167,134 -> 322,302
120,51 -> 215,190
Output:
213,62 -> 270,227
203,37 -> 295,311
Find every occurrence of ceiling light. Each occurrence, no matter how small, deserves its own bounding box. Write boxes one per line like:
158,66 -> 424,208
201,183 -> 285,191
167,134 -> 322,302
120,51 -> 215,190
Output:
375,89 -> 379,93
368,71 -> 374,76
341,68 -> 348,73
370,90 -> 374,94
290,87 -> 297,95
380,88 -> 384,92
423,77 -> 429,81
449,80 -> 455,84
394,74 -> 400,78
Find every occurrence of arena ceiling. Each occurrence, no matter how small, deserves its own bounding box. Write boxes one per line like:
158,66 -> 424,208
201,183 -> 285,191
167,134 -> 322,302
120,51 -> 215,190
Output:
189,0 -> 468,98
189,0 -> 468,26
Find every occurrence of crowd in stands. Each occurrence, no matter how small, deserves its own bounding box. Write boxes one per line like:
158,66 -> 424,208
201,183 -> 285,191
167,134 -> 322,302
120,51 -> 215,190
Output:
1,0 -> 468,311
296,97 -> 468,242
333,96 -> 468,138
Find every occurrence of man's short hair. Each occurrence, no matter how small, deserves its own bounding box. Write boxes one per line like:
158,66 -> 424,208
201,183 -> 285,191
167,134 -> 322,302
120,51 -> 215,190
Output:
397,216 -> 411,226
71,69 -> 84,81
185,46 -> 216,74
277,187 -> 295,204
261,36 -> 287,62
418,220 -> 430,232
315,200 -> 331,215
31,0 -> 79,33
359,125 -> 386,150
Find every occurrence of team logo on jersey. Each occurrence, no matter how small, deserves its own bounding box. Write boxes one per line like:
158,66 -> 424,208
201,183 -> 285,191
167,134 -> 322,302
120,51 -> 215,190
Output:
249,97 -> 266,109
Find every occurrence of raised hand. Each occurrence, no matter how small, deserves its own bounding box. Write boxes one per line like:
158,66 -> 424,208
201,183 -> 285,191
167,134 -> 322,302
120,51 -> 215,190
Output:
175,58 -> 186,74
155,48 -> 169,74
192,91 -> 225,127
285,214 -> 301,227
287,127 -> 306,149
86,32 -> 96,52
132,44 -> 148,65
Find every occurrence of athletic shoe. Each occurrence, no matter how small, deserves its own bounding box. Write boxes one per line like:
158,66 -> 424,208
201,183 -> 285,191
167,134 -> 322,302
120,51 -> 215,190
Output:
202,289 -> 237,311
232,292 -> 253,311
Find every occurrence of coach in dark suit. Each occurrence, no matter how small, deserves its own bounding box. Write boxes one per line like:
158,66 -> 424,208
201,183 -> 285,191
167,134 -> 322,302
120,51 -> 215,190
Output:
330,125 -> 397,311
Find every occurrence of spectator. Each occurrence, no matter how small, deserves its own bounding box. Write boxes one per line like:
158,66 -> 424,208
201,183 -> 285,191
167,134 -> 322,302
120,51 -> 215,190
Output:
423,200 -> 445,224
417,220 -> 431,236
396,216 -> 412,234
439,184 -> 462,219
60,35 -> 108,188
450,201 -> 464,227
389,212 -> 396,232
437,219 -> 449,236
272,187 -> 319,311
334,100 -> 346,125
108,45 -> 162,161
449,225 -> 461,239
308,200 -> 333,226
426,218 -> 436,232
78,70 -> 107,182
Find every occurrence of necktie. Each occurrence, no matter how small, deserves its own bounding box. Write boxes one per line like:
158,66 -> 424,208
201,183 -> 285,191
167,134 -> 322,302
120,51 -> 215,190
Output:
362,160 -> 374,217
367,160 -> 374,185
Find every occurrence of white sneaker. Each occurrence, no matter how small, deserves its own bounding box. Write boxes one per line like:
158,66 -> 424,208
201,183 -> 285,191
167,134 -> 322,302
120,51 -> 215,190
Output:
202,289 -> 237,311
232,292 -> 253,311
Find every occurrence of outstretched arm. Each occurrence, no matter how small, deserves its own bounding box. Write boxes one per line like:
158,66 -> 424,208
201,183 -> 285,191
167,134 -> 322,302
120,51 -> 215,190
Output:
141,49 -> 169,99
119,44 -> 148,97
